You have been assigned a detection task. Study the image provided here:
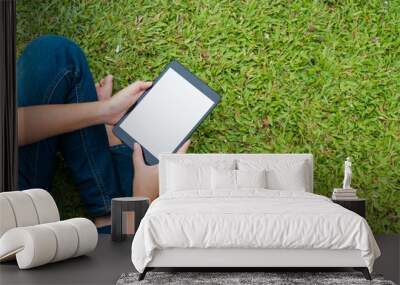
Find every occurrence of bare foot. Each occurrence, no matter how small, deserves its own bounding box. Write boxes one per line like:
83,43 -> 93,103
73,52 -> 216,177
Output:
94,215 -> 111,228
96,75 -> 122,146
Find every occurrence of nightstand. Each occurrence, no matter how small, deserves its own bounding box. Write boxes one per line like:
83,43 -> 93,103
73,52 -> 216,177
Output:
111,197 -> 150,242
332,198 -> 366,218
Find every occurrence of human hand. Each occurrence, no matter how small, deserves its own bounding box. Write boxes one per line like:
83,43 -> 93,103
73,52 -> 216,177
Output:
101,81 -> 152,125
132,140 -> 191,201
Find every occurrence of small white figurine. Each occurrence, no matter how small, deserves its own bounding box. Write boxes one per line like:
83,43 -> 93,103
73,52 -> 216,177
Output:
342,157 -> 352,189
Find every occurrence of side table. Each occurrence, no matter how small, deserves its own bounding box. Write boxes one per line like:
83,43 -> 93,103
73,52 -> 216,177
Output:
332,198 -> 366,218
111,197 -> 150,241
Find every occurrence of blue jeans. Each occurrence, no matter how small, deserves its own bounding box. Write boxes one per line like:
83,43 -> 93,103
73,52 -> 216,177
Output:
17,35 -> 133,217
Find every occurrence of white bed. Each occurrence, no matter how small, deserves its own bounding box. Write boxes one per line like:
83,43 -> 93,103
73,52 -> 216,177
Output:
131,154 -> 380,280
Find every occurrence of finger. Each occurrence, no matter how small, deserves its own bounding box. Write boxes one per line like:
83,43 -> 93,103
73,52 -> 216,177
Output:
128,89 -> 147,106
177,140 -> 191,154
137,81 -> 152,90
133,143 -> 145,166
126,81 -> 152,94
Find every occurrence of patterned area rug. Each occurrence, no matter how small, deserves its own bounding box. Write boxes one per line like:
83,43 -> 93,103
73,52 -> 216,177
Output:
117,272 -> 395,285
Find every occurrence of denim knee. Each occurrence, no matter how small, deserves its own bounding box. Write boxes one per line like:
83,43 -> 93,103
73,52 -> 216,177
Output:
29,35 -> 83,57
26,35 -> 87,80
18,34 -> 100,108
30,34 -> 78,47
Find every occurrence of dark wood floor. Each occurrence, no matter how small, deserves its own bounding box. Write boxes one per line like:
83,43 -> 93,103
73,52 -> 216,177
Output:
373,234 -> 400,284
0,234 -> 398,284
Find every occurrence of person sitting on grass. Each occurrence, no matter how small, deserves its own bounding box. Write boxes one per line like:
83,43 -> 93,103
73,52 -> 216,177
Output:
17,35 -> 190,233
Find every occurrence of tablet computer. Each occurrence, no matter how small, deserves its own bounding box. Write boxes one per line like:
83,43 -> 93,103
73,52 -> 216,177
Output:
113,60 -> 220,165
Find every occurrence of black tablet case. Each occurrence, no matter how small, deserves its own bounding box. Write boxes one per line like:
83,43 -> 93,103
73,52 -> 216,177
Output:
113,60 -> 220,165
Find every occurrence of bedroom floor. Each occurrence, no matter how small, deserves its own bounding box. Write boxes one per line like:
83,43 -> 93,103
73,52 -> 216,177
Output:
374,234 -> 400,284
0,234 -> 398,285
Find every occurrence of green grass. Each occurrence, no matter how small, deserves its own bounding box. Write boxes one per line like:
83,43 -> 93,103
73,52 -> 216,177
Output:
16,0 -> 400,233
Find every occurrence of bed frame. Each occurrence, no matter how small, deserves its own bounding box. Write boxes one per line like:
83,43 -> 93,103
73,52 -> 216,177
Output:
139,248 -> 371,280
139,154 -> 372,281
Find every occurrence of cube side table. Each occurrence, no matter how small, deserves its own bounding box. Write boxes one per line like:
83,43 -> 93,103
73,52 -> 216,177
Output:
111,197 -> 150,242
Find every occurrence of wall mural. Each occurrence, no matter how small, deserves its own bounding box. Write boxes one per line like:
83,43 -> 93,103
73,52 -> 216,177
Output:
16,0 -> 399,233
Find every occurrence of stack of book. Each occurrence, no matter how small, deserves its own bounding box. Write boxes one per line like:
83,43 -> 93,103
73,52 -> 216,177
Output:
332,188 -> 358,200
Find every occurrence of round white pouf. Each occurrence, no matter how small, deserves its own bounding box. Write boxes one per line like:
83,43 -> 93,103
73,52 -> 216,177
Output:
24,189 -> 60,224
0,226 -> 57,269
0,189 -> 98,269
0,218 -> 98,269
0,196 -> 17,237
42,221 -> 79,262
65,218 -> 98,257
0,191 -> 39,227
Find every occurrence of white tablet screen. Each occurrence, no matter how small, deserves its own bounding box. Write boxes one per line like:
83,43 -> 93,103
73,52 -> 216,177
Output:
119,68 -> 214,159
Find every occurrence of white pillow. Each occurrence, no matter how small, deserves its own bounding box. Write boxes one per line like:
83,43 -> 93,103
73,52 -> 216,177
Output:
166,160 -> 236,192
167,163 -> 211,191
266,162 -> 307,191
236,169 -> 267,189
211,168 -> 236,190
211,169 -> 268,190
238,159 -> 308,191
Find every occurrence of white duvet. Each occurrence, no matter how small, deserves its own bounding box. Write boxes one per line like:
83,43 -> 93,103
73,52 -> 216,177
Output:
131,190 -> 380,273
